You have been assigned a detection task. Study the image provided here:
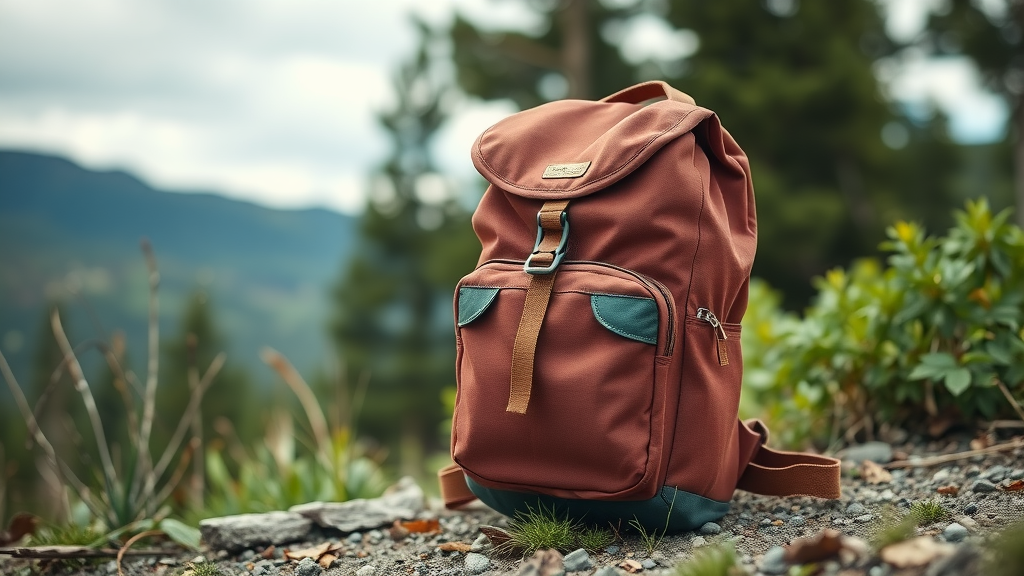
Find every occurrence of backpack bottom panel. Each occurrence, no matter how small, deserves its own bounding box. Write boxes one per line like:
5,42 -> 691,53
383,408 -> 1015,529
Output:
466,477 -> 729,533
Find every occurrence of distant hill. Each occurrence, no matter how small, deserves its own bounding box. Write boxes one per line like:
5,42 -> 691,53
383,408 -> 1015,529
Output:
0,150 -> 356,390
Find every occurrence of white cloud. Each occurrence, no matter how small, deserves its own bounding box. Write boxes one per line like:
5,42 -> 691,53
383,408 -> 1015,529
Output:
0,0 -> 1013,216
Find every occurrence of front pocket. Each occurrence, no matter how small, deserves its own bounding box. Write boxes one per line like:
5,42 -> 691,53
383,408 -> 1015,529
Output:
452,261 -> 675,500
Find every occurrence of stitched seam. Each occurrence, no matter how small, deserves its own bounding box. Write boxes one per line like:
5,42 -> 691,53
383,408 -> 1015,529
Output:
474,107 -> 705,193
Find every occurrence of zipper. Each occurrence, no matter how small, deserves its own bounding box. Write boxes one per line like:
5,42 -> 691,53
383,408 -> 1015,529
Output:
696,307 -> 729,366
479,259 -> 676,356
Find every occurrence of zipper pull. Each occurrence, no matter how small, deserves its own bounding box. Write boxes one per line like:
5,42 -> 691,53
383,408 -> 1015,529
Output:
696,307 -> 729,366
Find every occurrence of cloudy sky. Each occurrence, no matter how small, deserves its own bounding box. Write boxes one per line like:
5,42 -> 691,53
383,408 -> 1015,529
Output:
0,0 -> 1009,215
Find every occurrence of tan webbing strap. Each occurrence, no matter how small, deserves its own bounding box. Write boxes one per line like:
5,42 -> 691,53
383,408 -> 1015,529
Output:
439,463 -> 477,509
507,200 -> 570,414
736,419 -> 841,499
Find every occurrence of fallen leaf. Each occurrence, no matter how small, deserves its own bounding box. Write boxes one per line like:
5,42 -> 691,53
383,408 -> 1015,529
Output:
284,542 -> 332,561
318,553 -> 337,569
772,520 -> 784,526
861,460 -> 892,484
438,542 -> 473,553
1002,479 -> 1024,492
784,529 -> 844,564
398,518 -> 441,534
880,536 -> 955,568
478,525 -> 513,548
0,513 -> 39,546
514,549 -> 564,576
937,485 -> 959,496
260,545 -> 275,560
618,559 -> 643,573
970,434 -> 992,450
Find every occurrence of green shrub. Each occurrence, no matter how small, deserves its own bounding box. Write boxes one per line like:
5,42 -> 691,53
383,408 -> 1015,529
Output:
742,199 -> 1024,447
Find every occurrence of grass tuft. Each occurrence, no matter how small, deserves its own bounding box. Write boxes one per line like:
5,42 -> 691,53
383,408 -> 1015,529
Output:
908,500 -> 950,526
869,505 -> 917,550
501,504 -> 615,556
182,560 -> 225,576
673,545 -> 742,576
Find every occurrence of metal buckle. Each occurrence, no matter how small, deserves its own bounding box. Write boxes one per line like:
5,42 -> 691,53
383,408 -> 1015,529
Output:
523,210 -> 569,275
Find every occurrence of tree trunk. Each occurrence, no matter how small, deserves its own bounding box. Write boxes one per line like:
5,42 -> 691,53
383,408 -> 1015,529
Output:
560,0 -> 591,99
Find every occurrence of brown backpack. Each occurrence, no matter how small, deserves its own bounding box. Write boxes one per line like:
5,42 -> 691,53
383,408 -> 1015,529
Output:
439,81 -> 840,531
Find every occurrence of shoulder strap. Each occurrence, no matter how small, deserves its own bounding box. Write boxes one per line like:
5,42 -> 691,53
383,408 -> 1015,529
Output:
439,463 -> 476,509
735,419 -> 841,499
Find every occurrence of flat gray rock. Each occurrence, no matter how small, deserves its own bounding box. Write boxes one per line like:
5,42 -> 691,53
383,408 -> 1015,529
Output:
199,511 -> 311,551
290,476 -> 424,532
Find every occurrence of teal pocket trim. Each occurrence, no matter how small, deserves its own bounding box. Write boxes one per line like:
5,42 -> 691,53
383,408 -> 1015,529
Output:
458,287 -> 500,327
466,477 -> 729,533
591,294 -> 658,345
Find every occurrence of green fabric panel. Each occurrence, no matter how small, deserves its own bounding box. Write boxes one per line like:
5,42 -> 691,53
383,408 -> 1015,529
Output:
590,294 -> 658,345
458,287 -> 500,326
466,477 -> 729,533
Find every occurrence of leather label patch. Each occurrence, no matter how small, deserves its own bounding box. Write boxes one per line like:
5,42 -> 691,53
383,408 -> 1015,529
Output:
542,161 -> 591,179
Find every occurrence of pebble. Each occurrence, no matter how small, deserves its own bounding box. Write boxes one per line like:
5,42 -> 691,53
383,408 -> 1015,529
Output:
972,480 -> 997,493
932,468 -> 951,483
355,565 -> 376,576
1012,469 -> 1024,480
965,466 -> 981,478
691,536 -> 707,547
295,557 -> 322,576
470,534 -> 492,552
699,522 -> 721,535
563,549 -> 593,572
760,546 -> 788,575
641,559 -> 657,569
605,545 -> 620,554
464,552 -> 490,575
855,514 -> 873,523
347,532 -> 364,544
789,515 -> 806,526
846,502 -> 867,516
880,489 -> 895,501
943,522 -> 969,543
252,560 -> 279,576
985,465 -> 1007,482
964,502 -> 979,515
594,567 -> 620,576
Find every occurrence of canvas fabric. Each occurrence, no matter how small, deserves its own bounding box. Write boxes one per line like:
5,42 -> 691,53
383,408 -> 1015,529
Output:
440,81 -> 840,531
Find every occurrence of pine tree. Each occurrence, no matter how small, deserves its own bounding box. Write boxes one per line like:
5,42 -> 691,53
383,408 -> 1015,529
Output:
331,19 -> 479,465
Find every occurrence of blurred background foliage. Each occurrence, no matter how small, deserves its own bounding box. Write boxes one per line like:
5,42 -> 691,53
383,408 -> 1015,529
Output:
2,0 -> 1024,533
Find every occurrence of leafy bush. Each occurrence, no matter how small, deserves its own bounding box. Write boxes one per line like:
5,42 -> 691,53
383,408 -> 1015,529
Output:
742,199 -> 1024,447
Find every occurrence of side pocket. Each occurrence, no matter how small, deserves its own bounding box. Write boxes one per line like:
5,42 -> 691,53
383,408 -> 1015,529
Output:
666,316 -> 743,502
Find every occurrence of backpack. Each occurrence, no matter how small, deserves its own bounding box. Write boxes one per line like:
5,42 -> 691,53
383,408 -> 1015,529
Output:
439,81 -> 840,532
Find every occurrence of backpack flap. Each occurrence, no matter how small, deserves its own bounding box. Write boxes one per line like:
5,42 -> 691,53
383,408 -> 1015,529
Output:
472,97 -> 712,199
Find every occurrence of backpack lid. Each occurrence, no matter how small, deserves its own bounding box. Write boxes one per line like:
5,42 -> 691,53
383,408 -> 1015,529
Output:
472,97 -> 712,200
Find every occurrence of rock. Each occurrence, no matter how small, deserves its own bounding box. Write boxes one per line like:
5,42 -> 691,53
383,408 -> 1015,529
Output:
1011,469 -> 1024,480
971,480 -> 998,493
846,502 -> 867,516
943,522 -> 969,543
855,514 -> 874,523
984,465 -> 1007,482
563,548 -> 593,572
514,549 -> 565,576
932,468 -> 951,483
471,534 -> 492,552
965,466 -> 981,478
964,503 -> 979,515
295,557 -> 322,576
641,559 -> 657,569
925,543 -> 984,576
880,489 -> 895,501
842,442 -> 893,464
691,536 -> 707,547
760,546 -> 788,575
699,522 -> 722,535
464,552 -> 490,575
291,476 -> 424,532
355,565 -> 376,576
348,532 -> 364,544
593,568 -> 620,576
253,560 -> 279,576
199,511 -> 311,551
790,515 -> 806,526
605,545 -> 620,554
